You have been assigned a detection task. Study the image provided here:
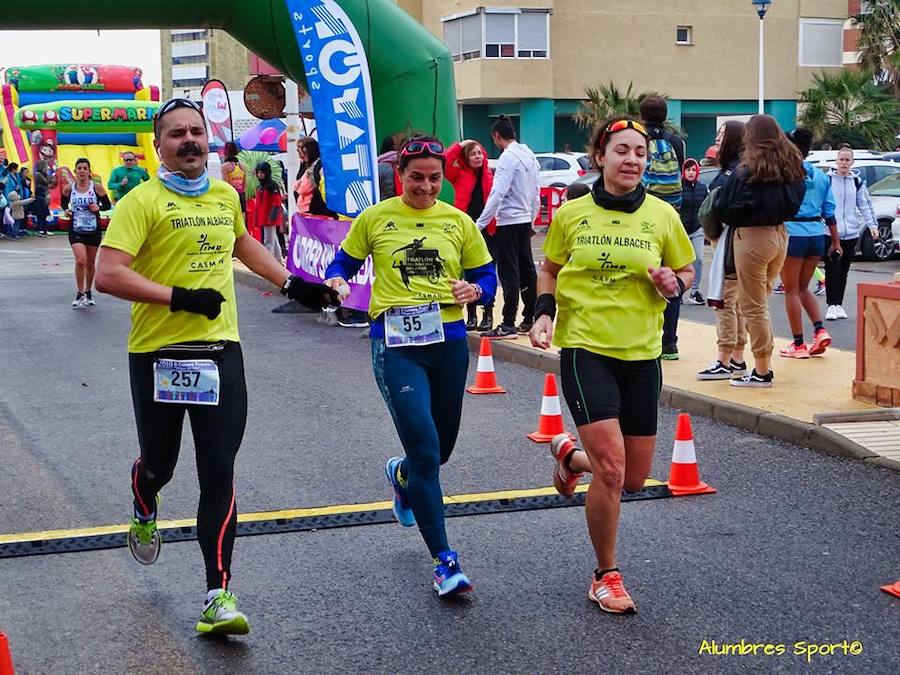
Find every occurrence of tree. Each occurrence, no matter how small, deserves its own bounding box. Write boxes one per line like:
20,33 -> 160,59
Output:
573,82 -> 685,137
851,0 -> 900,95
238,150 -> 285,199
798,69 -> 900,149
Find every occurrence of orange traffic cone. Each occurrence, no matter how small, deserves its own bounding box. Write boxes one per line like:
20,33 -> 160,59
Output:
667,413 -> 716,496
0,632 -> 13,675
527,373 -> 574,442
881,581 -> 900,598
466,337 -> 506,394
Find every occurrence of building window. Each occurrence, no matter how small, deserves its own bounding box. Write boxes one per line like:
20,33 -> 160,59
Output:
799,18 -> 843,66
172,41 -> 207,58
441,8 -> 549,62
676,25 -> 692,45
172,64 -> 208,81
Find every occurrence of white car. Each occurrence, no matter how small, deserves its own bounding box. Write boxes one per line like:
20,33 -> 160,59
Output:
535,152 -> 590,187
806,149 -> 886,163
811,159 -> 900,261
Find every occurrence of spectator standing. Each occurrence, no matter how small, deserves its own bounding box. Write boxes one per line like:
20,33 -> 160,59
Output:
679,159 -> 709,305
377,135 -> 401,200
445,139 -> 496,331
252,162 -> 284,264
713,115 -> 806,387
6,188 -> 34,240
32,160 -> 55,236
477,116 -> 541,339
108,152 -> 150,202
824,145 -> 878,321
3,163 -> 22,199
220,142 -> 247,215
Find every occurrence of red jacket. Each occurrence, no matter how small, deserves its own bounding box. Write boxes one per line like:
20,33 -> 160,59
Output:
253,185 -> 282,229
444,141 -> 496,234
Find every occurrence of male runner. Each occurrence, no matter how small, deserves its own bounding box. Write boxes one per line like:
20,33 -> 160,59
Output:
96,97 -> 337,636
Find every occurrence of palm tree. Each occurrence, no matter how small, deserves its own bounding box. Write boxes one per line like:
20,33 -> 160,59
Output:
798,69 -> 900,149
238,150 -> 285,199
573,82 -> 646,130
851,0 -> 900,95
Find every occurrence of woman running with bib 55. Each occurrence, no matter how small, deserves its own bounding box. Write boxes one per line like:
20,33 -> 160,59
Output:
325,135 -> 496,597
530,116 -> 695,614
62,158 -> 111,308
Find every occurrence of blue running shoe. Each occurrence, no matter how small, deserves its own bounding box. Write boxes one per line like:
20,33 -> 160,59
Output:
385,457 -> 416,527
433,550 -> 472,597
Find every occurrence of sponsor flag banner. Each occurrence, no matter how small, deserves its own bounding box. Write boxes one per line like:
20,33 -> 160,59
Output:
286,0 -> 379,216
201,79 -> 233,148
287,213 -> 373,312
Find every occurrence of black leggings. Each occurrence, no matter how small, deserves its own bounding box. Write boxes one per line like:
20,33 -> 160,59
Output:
823,237 -> 857,306
129,341 -> 247,590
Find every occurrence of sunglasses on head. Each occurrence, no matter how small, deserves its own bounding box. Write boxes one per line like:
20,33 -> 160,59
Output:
153,98 -> 204,129
400,140 -> 445,158
598,119 -> 648,147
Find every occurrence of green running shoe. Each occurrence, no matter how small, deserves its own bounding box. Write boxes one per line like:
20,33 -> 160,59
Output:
127,517 -> 161,565
196,590 -> 250,636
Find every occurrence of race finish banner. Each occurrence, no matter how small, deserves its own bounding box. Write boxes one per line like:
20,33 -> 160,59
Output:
200,79 -> 233,148
286,213 -> 374,312
285,0 -> 380,217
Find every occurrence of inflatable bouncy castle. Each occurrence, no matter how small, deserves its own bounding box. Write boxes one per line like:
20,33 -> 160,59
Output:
1,64 -> 160,209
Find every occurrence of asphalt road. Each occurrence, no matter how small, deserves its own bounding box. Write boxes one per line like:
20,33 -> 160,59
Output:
0,237 -> 898,674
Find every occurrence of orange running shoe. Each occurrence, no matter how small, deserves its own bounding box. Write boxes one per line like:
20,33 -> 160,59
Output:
779,342 -> 810,359
809,329 -> 832,356
550,433 -> 583,498
588,569 -> 636,614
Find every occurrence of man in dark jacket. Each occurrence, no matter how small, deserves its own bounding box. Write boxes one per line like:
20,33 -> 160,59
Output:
680,158 -> 709,305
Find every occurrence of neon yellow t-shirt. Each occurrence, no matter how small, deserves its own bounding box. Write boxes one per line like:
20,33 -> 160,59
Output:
340,197 -> 492,323
102,177 -> 247,353
543,192 -> 695,360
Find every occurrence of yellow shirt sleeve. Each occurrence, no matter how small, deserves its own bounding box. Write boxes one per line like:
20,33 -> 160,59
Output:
543,204 -> 571,266
102,189 -> 151,256
340,209 -> 371,260
662,208 -> 696,271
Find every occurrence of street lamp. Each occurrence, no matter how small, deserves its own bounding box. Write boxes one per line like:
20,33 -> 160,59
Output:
752,0 -> 772,114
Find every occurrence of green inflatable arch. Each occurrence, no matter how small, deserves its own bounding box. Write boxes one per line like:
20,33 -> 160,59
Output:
3,0 -> 459,144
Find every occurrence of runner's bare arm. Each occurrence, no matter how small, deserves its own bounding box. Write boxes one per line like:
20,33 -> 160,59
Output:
233,231 -> 290,288
530,258 -> 563,349
95,247 -> 174,305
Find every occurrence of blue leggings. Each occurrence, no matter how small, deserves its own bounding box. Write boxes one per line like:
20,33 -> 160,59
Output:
371,338 -> 469,557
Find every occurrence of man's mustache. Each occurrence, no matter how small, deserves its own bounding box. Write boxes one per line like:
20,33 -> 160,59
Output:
177,143 -> 204,157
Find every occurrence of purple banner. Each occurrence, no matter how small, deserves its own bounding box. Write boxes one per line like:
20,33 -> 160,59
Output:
286,213 -> 373,312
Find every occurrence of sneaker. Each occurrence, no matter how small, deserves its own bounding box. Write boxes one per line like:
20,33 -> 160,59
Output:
481,324 -> 517,340
465,315 -> 478,331
127,517 -> 161,565
550,433 -> 583,498
517,321 -> 533,335
660,344 -> 678,361
729,359 -> 748,376
196,590 -> 250,635
834,305 -> 848,320
477,313 -> 493,332
814,280 -> 826,296
588,569 -> 636,614
318,307 -> 339,326
72,292 -> 85,308
337,308 -> 369,328
696,360 -> 733,380
432,550 -> 472,597
730,369 -> 774,388
83,291 -> 95,307
780,342 -> 810,359
773,283 -> 785,295
825,305 -> 838,321
685,290 -> 705,305
809,329 -> 832,356
384,457 -> 415,527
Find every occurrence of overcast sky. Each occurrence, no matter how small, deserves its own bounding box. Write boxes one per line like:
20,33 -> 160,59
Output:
0,30 -> 162,89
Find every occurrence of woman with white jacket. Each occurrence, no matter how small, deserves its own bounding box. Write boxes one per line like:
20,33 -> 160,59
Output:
825,146 -> 878,320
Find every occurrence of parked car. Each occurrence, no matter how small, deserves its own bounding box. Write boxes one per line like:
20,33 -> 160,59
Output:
866,173 -> 900,260
811,159 -> 900,191
535,153 -> 590,187
567,165 -> 719,191
805,149 -> 885,163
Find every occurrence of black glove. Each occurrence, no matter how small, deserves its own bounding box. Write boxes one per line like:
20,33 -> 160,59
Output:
170,287 -> 226,320
281,275 -> 340,311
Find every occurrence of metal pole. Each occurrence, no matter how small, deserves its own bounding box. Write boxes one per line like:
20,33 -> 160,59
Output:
283,78 -> 301,220
758,14 -> 765,114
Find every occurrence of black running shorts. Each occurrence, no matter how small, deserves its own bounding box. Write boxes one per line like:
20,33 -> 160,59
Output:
559,348 -> 662,436
68,229 -> 102,247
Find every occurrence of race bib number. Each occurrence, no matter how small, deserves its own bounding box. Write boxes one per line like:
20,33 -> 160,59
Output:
73,212 -> 97,233
385,303 -> 445,348
153,359 -> 220,405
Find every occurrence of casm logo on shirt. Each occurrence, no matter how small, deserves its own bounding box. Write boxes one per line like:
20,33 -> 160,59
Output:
391,236 -> 446,290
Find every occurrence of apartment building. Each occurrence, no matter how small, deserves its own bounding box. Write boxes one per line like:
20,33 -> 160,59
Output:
396,0 -> 848,158
159,29 -> 252,100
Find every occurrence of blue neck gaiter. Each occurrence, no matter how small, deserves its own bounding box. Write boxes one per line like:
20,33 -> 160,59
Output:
157,165 -> 210,197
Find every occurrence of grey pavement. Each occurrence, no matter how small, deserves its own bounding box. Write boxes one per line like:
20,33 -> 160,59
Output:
0,236 -> 898,674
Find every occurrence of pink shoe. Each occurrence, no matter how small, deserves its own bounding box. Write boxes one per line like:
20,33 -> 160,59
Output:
550,433 -> 583,498
809,329 -> 832,356
779,342 -> 810,359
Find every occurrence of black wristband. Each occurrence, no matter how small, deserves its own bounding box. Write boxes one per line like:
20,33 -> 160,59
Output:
534,293 -> 557,321
673,276 -> 686,298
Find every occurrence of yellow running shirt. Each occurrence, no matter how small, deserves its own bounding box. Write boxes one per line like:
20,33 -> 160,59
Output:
102,177 -> 247,353
340,197 -> 492,323
543,192 -> 695,361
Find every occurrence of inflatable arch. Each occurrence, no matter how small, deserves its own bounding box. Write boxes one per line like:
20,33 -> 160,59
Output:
3,1 -> 459,159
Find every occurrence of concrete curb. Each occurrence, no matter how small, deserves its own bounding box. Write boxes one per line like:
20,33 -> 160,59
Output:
466,334 -> 895,471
